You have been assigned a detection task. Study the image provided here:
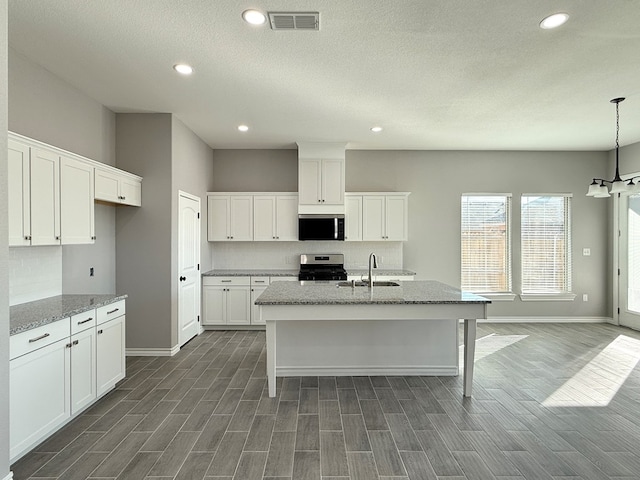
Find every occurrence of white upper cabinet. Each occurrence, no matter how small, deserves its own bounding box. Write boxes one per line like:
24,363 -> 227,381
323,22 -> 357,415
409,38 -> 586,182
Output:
297,142 -> 346,214
298,158 -> 345,206
362,193 -> 409,241
207,194 -> 253,241
254,194 -> 298,241
60,156 -> 95,244
344,194 -> 363,242
8,139 -> 32,246
30,147 -> 62,246
95,168 -> 142,206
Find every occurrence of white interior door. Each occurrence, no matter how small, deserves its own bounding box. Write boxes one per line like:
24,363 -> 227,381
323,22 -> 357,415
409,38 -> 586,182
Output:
178,191 -> 201,347
619,192 -> 640,331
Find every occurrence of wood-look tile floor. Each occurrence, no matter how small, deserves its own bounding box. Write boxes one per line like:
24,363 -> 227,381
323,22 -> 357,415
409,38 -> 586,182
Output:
11,323 -> 640,480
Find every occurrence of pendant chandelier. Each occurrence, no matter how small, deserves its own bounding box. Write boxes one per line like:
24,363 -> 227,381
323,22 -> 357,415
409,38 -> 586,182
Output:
586,97 -> 638,198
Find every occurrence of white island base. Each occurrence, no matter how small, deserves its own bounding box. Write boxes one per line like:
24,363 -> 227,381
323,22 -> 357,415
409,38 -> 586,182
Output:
262,302 -> 484,398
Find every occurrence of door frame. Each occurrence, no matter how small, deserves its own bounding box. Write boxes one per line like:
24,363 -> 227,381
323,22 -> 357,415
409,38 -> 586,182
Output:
178,190 -> 202,348
614,170 -> 640,327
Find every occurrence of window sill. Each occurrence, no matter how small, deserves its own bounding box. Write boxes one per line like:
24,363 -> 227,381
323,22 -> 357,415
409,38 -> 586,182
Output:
519,293 -> 576,302
472,293 -> 516,302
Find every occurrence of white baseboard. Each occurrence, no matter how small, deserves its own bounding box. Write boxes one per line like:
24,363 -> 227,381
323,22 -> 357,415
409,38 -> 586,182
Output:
276,365 -> 458,376
482,316 -> 612,324
4,472 -> 14,480
126,345 -> 180,357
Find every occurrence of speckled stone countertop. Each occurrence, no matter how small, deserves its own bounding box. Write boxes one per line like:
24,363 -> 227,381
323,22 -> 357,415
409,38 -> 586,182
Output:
10,294 -> 127,336
255,280 -> 489,305
202,269 -> 299,277
348,269 -> 416,277
202,268 -> 415,277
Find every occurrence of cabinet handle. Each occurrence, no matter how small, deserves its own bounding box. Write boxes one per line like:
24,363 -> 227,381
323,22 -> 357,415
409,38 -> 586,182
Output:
91,236 -> 97,240
55,236 -> 60,240
107,308 -> 119,314
97,329 -> 103,334
72,340 -> 79,346
25,235 -> 32,241
78,317 -> 93,325
221,280 -> 232,283
66,342 -> 73,348
322,199 -> 325,203
255,280 -> 265,283
318,199 -> 321,203
29,333 -> 50,343
179,276 -> 186,282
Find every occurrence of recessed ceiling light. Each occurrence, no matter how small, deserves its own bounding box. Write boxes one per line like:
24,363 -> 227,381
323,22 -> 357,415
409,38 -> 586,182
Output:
539,13 -> 569,29
242,9 -> 266,25
173,64 -> 193,75
371,126 -> 383,133
238,125 -> 249,132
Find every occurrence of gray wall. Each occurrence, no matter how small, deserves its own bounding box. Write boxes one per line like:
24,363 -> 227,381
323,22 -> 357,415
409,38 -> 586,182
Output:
211,149 -> 297,192
8,48 -> 117,295
116,114 -> 173,350
171,117 -> 214,344
1,0 -> 10,475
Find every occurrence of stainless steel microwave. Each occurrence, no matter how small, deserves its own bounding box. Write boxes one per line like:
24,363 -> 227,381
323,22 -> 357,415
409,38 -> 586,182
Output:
298,214 -> 345,241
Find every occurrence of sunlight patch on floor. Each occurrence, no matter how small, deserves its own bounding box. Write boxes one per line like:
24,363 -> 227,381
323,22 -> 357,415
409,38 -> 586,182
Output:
460,333 -> 528,364
543,334 -> 640,407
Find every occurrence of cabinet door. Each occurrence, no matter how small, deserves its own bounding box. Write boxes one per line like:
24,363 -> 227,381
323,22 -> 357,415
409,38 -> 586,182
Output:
275,195 -> 299,241
94,169 -> 120,203
385,195 -> 408,241
208,195 -> 230,241
362,195 -> 386,241
10,338 -> 71,463
254,196 -> 276,241
60,156 -> 95,244
120,177 -> 142,206
230,195 -> 253,240
345,195 -> 362,241
202,286 -> 226,324
321,158 -> 345,205
226,287 -> 251,324
30,147 -> 61,246
96,315 -> 126,397
8,140 -> 31,246
251,286 -> 268,324
298,158 -> 322,205
70,327 -> 97,415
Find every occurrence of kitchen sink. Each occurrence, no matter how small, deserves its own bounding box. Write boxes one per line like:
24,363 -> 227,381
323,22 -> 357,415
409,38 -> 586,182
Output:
336,281 -> 400,287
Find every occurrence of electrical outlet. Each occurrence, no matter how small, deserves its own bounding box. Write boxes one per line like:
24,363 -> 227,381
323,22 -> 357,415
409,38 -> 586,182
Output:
90,267 -> 94,277
583,293 -> 588,302
583,248 -> 591,256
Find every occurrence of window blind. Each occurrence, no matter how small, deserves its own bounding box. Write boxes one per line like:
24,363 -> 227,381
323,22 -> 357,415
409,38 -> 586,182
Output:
521,195 -> 571,293
461,195 -> 511,293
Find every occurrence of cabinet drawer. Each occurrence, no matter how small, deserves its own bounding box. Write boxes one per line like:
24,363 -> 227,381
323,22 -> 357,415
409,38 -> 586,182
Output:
71,309 -> 97,335
270,276 -> 299,282
203,276 -> 250,286
250,277 -> 270,286
10,319 -> 71,360
97,300 -> 126,325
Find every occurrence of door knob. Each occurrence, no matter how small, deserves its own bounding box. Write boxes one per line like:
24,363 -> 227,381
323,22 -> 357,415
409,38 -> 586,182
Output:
179,276 -> 186,281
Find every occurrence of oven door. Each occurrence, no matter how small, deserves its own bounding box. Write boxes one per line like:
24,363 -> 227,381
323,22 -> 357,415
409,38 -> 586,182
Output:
298,215 -> 345,241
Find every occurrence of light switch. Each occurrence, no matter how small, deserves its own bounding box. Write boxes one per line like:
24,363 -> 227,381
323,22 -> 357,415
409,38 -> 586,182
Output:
582,248 -> 591,256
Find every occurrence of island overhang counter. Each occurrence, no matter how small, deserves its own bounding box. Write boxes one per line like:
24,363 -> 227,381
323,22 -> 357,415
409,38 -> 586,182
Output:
256,280 -> 490,398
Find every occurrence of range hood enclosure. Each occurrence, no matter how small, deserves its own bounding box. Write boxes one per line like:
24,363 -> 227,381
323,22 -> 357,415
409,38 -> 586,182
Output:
297,142 -> 346,215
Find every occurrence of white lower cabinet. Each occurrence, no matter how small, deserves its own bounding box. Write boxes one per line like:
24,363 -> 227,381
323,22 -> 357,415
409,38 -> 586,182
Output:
10,336 -> 71,462
9,300 -> 126,463
203,275 -> 298,327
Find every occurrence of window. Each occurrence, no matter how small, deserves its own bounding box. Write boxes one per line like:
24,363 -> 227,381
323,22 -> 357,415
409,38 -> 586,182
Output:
461,195 -> 512,294
521,194 -> 573,298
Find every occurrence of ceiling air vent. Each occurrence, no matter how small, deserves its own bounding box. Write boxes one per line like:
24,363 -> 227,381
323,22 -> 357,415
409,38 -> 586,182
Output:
268,12 -> 319,30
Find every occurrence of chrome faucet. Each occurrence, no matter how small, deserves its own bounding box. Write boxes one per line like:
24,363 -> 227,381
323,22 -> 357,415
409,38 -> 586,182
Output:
368,253 -> 378,288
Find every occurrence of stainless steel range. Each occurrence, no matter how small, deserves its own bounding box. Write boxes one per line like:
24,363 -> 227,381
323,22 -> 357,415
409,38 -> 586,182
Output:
298,254 -> 348,282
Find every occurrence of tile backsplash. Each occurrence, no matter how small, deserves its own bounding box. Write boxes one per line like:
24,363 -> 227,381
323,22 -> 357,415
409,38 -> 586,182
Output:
210,241 -> 403,270
9,246 -> 62,305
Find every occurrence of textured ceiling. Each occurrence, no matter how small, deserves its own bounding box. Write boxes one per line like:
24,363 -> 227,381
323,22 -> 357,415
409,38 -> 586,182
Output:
7,1 -> 640,151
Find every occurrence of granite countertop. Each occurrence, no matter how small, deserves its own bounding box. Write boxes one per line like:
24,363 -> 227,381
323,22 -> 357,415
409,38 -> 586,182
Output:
202,268 -> 416,277
255,280 -> 490,305
202,269 -> 299,277
10,294 -> 127,336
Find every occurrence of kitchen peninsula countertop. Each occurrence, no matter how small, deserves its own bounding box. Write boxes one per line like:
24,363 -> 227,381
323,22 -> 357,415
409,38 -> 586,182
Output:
255,280 -> 488,305
201,268 -> 416,277
10,294 -> 127,336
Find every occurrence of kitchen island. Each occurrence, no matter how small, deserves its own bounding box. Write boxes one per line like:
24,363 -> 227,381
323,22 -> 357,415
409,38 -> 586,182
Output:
256,280 -> 490,398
